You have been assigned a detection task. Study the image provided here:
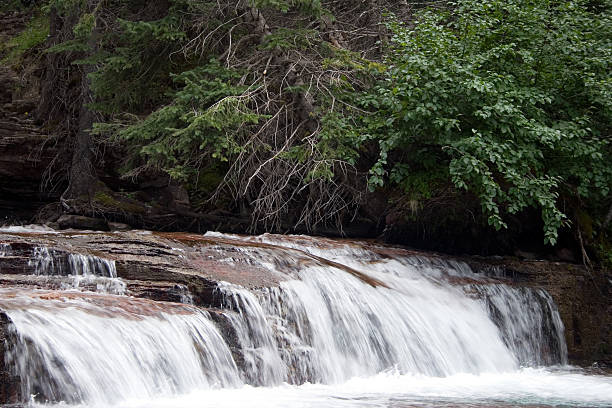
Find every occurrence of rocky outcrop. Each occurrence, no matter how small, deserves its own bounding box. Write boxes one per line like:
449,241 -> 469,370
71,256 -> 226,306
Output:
0,230 -> 290,306
0,113 -> 57,220
0,10 -> 61,223
57,214 -> 110,231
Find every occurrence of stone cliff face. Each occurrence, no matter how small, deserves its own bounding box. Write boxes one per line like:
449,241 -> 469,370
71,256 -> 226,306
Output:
0,10 -> 61,224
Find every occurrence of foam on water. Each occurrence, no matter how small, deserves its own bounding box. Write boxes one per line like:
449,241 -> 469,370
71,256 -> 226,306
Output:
0,225 -> 59,234
32,369 -> 612,408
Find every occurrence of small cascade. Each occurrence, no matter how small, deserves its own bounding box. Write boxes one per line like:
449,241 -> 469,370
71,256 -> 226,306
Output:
468,284 -> 567,366
171,284 -> 195,305
27,247 -> 125,294
219,282 -> 288,385
1,290 -> 241,404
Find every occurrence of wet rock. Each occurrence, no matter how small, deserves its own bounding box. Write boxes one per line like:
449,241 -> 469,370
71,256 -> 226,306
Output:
0,312 -> 21,404
108,222 -> 131,231
0,230 -> 289,308
57,215 -> 110,231
555,248 -> 577,263
514,249 -> 538,260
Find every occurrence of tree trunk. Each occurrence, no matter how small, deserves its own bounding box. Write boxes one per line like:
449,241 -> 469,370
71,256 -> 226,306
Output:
62,4 -> 100,201
63,68 -> 97,200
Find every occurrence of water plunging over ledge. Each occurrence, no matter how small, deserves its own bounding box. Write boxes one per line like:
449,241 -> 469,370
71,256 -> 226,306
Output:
0,230 -> 610,407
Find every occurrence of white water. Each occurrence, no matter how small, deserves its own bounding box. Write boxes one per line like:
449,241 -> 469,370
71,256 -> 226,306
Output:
0,224 -> 59,234
214,233 -> 567,383
2,290 -> 241,404
35,369 -> 612,408
1,232 -> 611,407
27,247 -> 126,294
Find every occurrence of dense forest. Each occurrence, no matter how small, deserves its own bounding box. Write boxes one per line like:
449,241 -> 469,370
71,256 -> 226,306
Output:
0,0 -> 610,264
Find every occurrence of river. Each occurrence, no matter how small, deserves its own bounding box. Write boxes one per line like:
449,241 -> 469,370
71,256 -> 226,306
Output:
0,229 -> 610,407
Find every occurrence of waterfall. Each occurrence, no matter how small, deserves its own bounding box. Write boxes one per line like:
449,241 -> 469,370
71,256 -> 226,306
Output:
210,232 -> 567,377
1,290 -> 241,404
26,247 -> 126,294
0,232 -> 580,406
216,259 -> 566,386
468,284 -> 568,366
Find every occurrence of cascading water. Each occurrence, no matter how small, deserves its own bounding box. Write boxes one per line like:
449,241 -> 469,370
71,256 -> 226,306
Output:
468,284 -> 568,366
1,290 -> 241,404
214,239 -> 566,385
1,232 -> 611,407
26,247 -> 126,294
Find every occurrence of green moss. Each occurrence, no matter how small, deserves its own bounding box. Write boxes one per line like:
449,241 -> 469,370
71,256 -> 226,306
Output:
0,14 -> 49,66
93,191 -> 116,206
93,191 -> 146,214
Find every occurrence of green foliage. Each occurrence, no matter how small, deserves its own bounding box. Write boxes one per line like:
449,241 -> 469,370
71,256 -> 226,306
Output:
87,15 -> 188,114
335,0 -> 611,244
42,0 -> 611,244
254,0 -> 322,15
0,14 -> 49,65
72,12 -> 95,39
100,59 -> 262,181
45,0 -> 87,14
45,36 -> 90,54
45,0 -> 189,113
596,236 -> 612,268
260,28 -> 318,51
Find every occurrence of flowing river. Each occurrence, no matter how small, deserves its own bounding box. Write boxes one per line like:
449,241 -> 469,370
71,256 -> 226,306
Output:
0,230 -> 611,407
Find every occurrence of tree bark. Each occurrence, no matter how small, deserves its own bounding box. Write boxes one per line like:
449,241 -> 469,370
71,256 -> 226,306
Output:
63,66 -> 97,200
62,3 -> 101,201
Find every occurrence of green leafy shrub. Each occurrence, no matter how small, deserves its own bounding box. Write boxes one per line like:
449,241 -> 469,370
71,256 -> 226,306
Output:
338,0 -> 611,244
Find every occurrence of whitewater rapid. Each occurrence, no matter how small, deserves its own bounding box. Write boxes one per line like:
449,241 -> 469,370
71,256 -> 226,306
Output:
0,231 -> 610,407
28,369 -> 612,408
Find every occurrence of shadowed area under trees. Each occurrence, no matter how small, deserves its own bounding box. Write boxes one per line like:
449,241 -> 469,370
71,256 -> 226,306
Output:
0,0 -> 610,264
